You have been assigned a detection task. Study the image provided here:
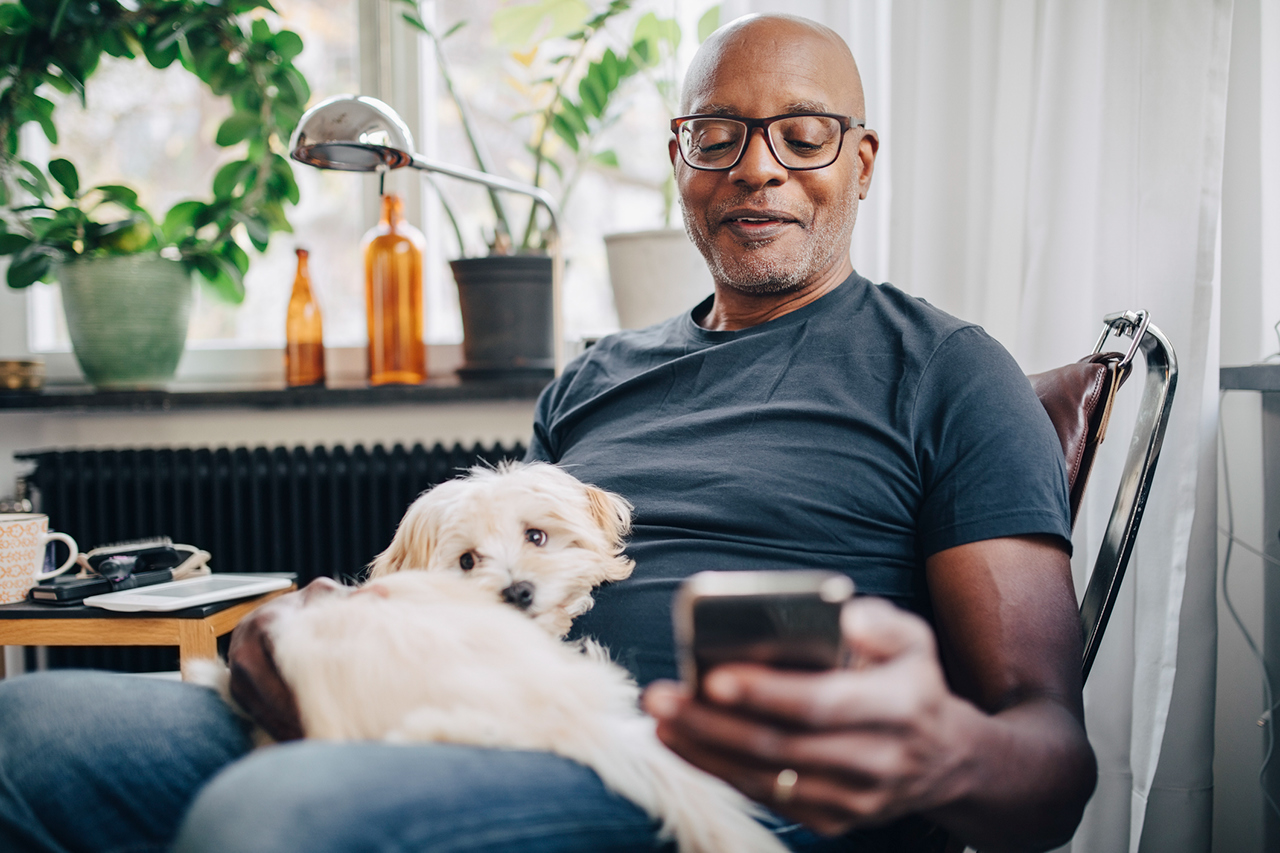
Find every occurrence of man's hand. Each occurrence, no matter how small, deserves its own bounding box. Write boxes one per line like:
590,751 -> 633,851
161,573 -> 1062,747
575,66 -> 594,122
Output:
644,536 -> 1096,853
644,598 -> 978,836
227,577 -> 349,742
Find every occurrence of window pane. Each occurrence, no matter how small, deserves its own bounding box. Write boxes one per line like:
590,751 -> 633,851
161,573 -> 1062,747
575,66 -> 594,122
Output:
30,0 -> 363,350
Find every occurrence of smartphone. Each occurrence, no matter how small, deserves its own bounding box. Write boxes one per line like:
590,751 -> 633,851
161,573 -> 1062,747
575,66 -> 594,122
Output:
673,570 -> 855,692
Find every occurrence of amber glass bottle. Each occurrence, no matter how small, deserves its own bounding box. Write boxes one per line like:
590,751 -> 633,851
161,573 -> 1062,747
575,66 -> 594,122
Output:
362,193 -> 426,385
285,248 -> 325,387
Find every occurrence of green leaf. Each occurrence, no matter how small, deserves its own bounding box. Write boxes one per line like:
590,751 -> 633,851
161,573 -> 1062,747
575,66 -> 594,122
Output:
221,239 -> 251,275
161,200 -> 207,243
18,161 -> 51,201
7,251 -> 52,288
557,97 -> 589,136
0,3 -> 32,32
213,159 -> 255,199
191,253 -> 245,304
251,18 -> 272,44
272,29 -> 303,60
278,66 -> 310,108
92,185 -> 141,210
400,13 -> 429,34
578,70 -> 606,118
270,154 -> 300,205
232,211 -> 270,249
592,149 -> 619,168
0,234 -> 32,255
142,33 -> 181,69
442,20 -> 466,38
215,111 -> 260,147
491,0 -> 590,48
697,5 -> 721,43
597,48 -> 620,91
549,112 -> 580,152
23,94 -> 58,144
47,158 -> 78,198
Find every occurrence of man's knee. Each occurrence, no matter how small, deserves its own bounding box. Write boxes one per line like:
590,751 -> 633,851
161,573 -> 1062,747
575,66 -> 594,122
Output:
0,670 -> 253,853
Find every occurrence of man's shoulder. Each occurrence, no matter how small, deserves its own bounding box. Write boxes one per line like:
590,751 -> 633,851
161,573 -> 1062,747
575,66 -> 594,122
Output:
858,279 -> 978,342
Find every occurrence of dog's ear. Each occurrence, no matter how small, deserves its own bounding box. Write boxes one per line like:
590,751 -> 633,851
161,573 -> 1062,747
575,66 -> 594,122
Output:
583,485 -> 633,552
367,498 -> 437,578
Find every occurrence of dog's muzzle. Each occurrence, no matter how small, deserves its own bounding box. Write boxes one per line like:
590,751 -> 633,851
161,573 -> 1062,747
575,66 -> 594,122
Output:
502,581 -> 536,610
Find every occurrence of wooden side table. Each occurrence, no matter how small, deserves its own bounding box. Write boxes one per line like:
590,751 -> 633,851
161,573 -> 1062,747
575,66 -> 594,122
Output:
0,579 -> 295,680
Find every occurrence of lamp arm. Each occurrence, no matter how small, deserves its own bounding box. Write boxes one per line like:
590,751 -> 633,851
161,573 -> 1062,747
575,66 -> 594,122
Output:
408,154 -> 566,375
409,155 -> 559,235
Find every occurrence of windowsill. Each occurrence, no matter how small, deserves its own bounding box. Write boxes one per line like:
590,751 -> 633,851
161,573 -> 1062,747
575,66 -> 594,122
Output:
0,374 -> 551,413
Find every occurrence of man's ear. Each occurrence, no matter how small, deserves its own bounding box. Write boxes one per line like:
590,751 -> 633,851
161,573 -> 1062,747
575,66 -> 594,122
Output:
856,129 -> 879,200
669,137 -> 679,169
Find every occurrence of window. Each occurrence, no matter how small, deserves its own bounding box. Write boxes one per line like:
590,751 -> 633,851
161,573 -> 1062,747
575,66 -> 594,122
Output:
17,0 -> 887,380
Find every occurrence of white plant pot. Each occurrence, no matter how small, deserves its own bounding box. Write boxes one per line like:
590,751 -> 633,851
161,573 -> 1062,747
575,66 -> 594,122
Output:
604,228 -> 714,330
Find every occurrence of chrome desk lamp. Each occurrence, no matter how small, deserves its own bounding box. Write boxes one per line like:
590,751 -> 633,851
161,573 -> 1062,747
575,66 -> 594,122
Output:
288,94 -> 565,374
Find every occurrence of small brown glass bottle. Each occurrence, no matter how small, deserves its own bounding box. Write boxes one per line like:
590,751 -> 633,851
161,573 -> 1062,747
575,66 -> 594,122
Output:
362,193 -> 426,385
285,248 -> 326,387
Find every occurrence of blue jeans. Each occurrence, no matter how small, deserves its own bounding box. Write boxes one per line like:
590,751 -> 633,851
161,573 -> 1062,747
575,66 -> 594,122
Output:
0,671 -> 879,853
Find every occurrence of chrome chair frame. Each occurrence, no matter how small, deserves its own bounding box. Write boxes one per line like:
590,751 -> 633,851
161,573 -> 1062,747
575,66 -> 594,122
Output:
1077,310 -> 1178,681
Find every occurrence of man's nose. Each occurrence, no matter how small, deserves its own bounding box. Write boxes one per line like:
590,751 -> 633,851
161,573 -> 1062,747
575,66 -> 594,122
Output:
730,127 -> 788,187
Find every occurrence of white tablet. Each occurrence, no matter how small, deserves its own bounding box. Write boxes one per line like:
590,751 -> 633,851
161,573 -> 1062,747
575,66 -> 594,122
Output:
84,574 -> 294,612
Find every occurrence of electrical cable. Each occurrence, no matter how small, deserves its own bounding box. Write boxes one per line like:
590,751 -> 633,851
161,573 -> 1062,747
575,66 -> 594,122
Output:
1218,388 -> 1280,822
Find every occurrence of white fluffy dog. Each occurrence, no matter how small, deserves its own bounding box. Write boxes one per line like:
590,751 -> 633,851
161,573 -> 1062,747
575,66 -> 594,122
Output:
205,462 -> 788,853
365,461 -> 636,638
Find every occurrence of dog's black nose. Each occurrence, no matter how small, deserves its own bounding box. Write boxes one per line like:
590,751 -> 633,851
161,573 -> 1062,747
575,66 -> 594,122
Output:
502,581 -> 536,610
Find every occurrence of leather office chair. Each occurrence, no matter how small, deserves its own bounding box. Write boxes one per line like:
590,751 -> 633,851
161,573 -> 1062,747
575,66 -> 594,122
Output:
1027,310 -> 1178,682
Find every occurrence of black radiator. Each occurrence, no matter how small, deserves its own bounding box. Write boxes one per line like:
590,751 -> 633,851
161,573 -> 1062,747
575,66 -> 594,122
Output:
16,441 -> 525,672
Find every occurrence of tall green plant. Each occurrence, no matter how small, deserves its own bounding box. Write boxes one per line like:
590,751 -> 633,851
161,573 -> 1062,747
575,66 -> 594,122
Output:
0,0 -> 309,303
397,0 -> 684,255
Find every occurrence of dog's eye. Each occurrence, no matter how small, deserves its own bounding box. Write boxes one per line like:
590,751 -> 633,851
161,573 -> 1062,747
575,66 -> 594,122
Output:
459,552 -> 476,571
525,529 -> 548,547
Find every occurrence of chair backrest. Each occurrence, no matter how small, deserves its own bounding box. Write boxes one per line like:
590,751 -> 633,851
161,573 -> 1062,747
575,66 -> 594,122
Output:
1025,311 -> 1178,682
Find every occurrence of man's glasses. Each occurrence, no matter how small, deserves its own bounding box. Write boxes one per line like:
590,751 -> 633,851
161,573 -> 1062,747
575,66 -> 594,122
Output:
670,113 -> 863,172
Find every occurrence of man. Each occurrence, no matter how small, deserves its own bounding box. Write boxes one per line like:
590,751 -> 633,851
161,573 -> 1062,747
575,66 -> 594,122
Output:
0,13 -> 1094,853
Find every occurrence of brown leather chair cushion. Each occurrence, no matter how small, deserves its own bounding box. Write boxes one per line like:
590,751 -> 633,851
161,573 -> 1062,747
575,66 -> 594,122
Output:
1028,352 -> 1132,527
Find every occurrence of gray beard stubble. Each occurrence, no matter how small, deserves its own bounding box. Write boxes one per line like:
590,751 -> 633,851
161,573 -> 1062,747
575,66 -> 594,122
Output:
680,180 -> 860,295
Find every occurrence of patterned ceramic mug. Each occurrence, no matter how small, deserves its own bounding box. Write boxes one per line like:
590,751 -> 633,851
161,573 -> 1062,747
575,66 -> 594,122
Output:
0,514 -> 79,605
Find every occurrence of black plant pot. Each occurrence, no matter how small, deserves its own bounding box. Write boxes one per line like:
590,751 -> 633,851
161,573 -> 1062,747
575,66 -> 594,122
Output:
449,255 -> 555,380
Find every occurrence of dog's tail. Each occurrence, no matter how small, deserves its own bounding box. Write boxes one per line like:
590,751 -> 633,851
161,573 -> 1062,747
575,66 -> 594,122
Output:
577,716 -> 790,853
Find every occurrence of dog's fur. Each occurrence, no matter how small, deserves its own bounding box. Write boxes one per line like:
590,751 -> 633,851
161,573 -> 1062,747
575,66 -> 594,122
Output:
367,461 -> 636,638
199,463 -> 787,853
271,570 -> 786,853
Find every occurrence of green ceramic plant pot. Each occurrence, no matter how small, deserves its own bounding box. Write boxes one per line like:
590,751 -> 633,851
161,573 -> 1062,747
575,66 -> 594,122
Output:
56,254 -> 193,390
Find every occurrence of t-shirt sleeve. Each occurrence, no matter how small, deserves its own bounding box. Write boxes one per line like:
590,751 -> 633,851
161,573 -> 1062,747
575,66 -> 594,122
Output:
525,383 -> 560,463
913,327 -> 1073,557
524,353 -> 591,464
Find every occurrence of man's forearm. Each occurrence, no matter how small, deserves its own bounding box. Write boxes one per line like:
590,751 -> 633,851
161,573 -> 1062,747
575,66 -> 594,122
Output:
925,697 -> 1096,853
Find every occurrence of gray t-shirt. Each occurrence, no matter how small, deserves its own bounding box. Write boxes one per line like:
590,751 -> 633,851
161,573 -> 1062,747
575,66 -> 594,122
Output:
528,272 -> 1071,685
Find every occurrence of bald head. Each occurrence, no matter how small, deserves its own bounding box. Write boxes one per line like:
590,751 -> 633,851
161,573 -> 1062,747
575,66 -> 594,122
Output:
681,14 -> 865,120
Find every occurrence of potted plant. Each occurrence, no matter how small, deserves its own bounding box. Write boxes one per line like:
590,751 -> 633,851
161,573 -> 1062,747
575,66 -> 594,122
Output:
0,0 -> 307,389
394,0 -> 686,374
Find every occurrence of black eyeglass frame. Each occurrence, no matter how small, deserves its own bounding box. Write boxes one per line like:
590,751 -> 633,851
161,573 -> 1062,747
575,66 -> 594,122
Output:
670,112 -> 865,172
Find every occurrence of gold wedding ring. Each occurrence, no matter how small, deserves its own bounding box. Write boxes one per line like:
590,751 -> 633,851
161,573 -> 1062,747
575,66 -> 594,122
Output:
772,768 -> 799,804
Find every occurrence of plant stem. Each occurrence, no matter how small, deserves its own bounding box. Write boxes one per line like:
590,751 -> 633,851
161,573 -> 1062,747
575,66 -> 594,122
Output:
521,32 -> 596,252
423,25 -> 513,246
425,173 -> 469,257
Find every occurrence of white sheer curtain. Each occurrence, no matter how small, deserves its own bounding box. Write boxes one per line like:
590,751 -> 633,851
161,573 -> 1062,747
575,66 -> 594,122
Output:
887,2 -> 1226,850
734,0 -> 1228,849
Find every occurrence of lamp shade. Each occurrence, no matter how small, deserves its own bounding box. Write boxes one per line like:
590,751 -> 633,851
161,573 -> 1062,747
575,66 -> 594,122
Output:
289,94 -> 416,171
